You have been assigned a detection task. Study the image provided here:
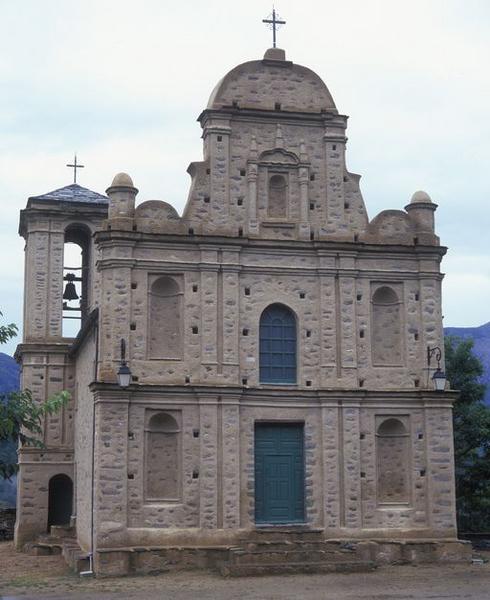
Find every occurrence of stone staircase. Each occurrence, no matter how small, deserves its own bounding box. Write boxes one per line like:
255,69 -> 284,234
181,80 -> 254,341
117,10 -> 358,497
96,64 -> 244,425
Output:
25,525 -> 91,573
219,528 -> 376,577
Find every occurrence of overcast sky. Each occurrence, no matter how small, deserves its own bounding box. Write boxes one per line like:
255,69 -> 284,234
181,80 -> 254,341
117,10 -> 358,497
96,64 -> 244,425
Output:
1,0 -> 489,355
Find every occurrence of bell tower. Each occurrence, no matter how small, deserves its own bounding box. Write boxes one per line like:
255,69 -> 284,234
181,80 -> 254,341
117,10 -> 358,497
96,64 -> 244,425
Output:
15,182 -> 108,547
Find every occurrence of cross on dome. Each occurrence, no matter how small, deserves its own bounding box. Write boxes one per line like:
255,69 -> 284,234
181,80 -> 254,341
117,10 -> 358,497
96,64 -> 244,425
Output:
262,7 -> 286,48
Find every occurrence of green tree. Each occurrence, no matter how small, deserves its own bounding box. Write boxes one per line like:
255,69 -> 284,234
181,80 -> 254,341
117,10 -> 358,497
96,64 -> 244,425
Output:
0,311 -> 69,479
445,335 -> 490,532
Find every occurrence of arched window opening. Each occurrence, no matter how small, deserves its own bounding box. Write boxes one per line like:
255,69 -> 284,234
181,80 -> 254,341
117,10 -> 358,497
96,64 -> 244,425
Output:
63,225 -> 90,337
148,276 -> 183,359
371,285 -> 402,366
47,474 -> 73,530
376,418 -> 410,505
268,174 -> 287,218
145,412 -> 181,502
259,303 -> 297,384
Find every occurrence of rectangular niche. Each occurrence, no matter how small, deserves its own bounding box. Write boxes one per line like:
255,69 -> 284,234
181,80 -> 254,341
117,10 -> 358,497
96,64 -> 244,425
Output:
147,274 -> 184,359
144,409 -> 182,503
370,282 -> 405,367
375,415 -> 411,506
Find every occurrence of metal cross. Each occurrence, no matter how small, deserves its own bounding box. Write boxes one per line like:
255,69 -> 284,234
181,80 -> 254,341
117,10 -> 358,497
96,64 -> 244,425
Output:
262,7 -> 286,48
66,154 -> 84,184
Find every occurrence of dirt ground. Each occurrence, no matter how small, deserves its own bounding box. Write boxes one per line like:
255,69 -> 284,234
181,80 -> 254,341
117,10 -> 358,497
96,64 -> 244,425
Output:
0,541 -> 489,600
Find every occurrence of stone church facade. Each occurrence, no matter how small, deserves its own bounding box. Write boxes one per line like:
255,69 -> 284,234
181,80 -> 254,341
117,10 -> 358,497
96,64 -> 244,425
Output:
15,48 -> 468,574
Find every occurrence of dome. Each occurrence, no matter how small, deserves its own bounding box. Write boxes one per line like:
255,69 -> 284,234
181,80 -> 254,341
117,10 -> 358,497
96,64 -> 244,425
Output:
110,172 -> 134,188
207,49 -> 337,114
410,190 -> 433,204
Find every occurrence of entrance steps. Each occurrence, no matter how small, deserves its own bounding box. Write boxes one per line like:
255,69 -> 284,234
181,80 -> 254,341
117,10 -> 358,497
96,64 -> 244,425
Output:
24,525 -> 91,573
219,530 -> 376,576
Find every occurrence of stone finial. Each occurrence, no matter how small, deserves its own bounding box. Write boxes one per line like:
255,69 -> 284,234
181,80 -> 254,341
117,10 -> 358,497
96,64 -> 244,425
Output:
263,48 -> 286,61
410,190 -> 433,204
110,172 -> 135,188
275,124 -> 284,148
106,172 -> 138,223
405,189 -> 437,234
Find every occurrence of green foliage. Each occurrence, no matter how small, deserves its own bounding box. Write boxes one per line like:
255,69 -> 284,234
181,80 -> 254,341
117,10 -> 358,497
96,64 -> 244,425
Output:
445,336 -> 490,532
0,310 -> 70,480
0,311 -> 18,345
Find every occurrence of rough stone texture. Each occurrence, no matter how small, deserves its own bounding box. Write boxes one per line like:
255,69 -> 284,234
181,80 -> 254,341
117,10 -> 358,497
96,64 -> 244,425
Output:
15,48 -> 462,575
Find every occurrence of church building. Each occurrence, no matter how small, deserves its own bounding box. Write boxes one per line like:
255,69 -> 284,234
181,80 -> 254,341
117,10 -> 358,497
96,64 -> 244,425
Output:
14,45 -> 469,575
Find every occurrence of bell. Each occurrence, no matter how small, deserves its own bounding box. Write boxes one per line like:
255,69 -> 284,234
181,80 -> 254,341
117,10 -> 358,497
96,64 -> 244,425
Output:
63,280 -> 79,301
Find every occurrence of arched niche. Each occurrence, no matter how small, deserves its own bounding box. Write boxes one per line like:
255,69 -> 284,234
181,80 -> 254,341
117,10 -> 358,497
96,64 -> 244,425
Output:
47,473 -> 73,530
259,303 -> 297,384
371,285 -> 403,366
268,173 -> 288,218
63,224 -> 91,337
148,276 -> 183,359
145,412 -> 181,502
376,417 -> 410,505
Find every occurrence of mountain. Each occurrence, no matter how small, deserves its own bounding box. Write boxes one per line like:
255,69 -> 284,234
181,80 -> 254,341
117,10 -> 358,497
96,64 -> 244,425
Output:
0,352 -> 20,507
0,352 -> 20,394
444,322 -> 490,406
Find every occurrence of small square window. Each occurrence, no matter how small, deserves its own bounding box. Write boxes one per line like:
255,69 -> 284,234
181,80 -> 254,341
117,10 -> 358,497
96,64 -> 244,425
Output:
310,173 -> 315,181
192,284 -> 198,292
242,328 -> 249,336
217,135 -> 222,142
131,282 -> 137,290
275,102 -> 281,110
299,292 -> 305,299
237,197 -> 243,206
244,287 -> 251,296
240,169 -> 246,176
309,202 -> 315,210
192,326 -> 199,334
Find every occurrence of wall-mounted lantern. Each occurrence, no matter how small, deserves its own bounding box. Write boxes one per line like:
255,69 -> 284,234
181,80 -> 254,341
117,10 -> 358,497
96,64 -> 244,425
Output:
427,345 -> 447,392
117,338 -> 132,388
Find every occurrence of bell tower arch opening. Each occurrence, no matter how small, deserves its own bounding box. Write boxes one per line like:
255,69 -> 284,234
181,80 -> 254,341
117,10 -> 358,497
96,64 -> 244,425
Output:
63,224 -> 91,337
47,474 -> 73,530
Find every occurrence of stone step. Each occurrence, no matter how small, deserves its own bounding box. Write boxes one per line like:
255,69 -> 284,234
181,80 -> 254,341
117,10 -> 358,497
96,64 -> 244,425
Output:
237,540 -> 357,554
244,527 -> 324,543
230,548 -> 362,566
50,525 -> 75,538
220,560 -> 377,577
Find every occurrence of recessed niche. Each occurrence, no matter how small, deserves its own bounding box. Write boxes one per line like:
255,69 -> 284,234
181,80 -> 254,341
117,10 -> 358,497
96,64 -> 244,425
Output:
237,197 -> 243,206
310,231 -> 315,240
193,429 -> 200,438
242,328 -> 249,336
418,433 -> 424,440
240,169 -> 246,176
359,379 -> 365,388
344,202 -> 350,209
309,202 -> 315,210
306,330 -> 311,338
414,379 -> 420,387
217,135 -> 222,142
420,469 -> 426,477
360,472 -> 366,478
305,380 -> 312,387
359,329 -> 365,338
130,323 -> 136,331
332,144 -> 336,150
415,292 -> 420,301
132,375 -> 139,382
275,102 -> 281,110
192,284 -> 198,292
244,287 -> 250,296
188,228 -> 194,235
238,227 -> 243,237
357,294 -> 362,301
414,332 -> 419,341
192,469 -> 199,479
192,326 -> 199,334
204,196 -> 210,203
360,433 -> 366,440
131,282 -> 137,290
343,176 -> 348,182
242,378 -> 248,386
206,168 -> 210,174
128,473 -> 134,480
185,376 -> 190,384
299,292 -> 305,299
310,173 -> 315,181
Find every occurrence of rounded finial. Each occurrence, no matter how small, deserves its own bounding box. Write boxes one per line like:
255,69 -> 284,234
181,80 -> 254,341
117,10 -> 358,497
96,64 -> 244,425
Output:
111,172 -> 134,188
410,190 -> 432,204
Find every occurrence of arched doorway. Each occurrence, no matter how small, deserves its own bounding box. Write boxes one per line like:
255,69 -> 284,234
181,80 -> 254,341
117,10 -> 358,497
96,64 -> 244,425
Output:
47,474 -> 73,530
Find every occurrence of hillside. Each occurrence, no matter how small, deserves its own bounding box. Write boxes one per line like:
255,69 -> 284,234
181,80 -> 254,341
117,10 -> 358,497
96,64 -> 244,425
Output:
0,352 -> 19,506
444,322 -> 490,405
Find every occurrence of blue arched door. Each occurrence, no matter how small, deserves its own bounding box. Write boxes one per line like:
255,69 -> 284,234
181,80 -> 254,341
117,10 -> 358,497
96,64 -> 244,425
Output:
259,304 -> 297,384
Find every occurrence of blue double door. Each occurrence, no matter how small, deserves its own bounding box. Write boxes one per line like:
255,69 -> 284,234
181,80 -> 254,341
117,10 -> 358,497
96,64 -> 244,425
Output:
254,423 -> 305,524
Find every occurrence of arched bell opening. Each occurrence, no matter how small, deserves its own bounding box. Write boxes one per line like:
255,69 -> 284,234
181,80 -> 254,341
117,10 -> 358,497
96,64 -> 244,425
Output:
63,224 -> 91,337
47,474 -> 73,531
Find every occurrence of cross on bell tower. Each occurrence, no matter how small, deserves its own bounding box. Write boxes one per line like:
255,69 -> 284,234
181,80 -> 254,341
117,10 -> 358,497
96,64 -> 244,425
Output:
262,7 -> 286,49
66,154 -> 84,184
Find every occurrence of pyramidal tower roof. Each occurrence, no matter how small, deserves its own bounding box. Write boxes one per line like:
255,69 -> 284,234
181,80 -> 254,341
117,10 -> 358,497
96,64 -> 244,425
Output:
28,183 -> 108,204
